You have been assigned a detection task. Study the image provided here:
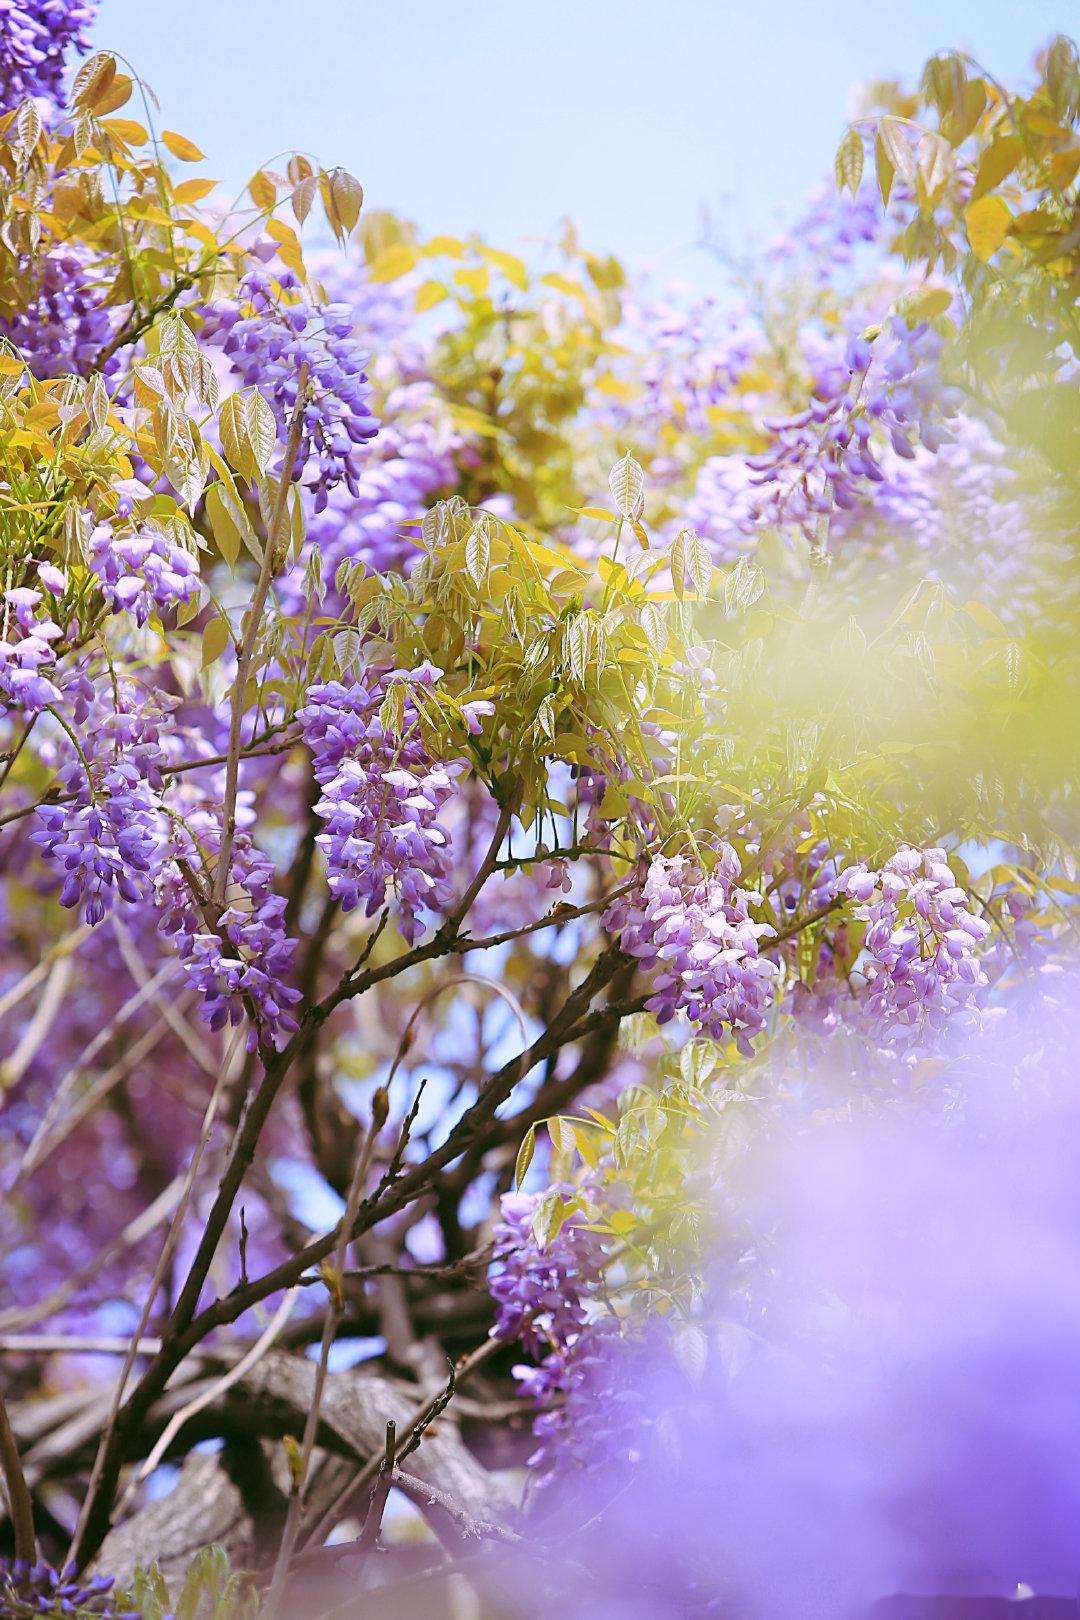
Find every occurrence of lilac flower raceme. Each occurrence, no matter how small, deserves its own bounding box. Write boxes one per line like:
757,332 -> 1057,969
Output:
155,810 -> 300,1050
30,689 -> 167,925
88,519 -> 201,625
0,245 -> 121,379
201,267 -> 379,511
489,1190 -> 611,1482
837,845 -> 991,1052
298,665 -> 457,942
0,585 -> 65,713
0,0 -> 96,109
0,1559 -> 130,1619
607,849 -> 778,1056
747,316 -> 962,536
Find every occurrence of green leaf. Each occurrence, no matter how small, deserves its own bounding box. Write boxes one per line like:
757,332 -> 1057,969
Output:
531,1189 -> 570,1249
608,451 -> 645,520
875,128 -> 895,206
724,557 -> 765,616
162,129 -> 205,162
684,529 -> 713,597
965,194 -> 1012,261
205,481 -> 258,568
547,1115 -> 574,1155
368,241 -> 420,283
514,1124 -> 537,1189
970,135 -> 1022,203
834,126 -> 864,196
201,613 -> 231,669
466,515 -> 492,586
640,600 -> 667,654
878,118 -> 916,187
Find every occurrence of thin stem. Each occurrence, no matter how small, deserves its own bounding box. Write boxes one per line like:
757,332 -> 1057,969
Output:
0,1387 -> 36,1563
215,366 -> 309,906
265,1101 -> 384,1608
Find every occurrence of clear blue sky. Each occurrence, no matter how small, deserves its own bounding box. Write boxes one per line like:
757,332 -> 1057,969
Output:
96,0 -> 1070,279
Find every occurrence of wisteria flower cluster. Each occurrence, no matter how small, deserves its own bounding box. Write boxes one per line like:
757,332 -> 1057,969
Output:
201,267 -> 379,511
608,849 -> 779,1056
298,665 -> 457,942
30,690 -> 167,925
747,316 -> 962,533
0,585 -> 66,713
0,246 -> 120,380
0,0 -> 96,106
88,520 -> 200,626
0,1559 -> 131,1619
837,845 -> 992,1051
490,1190 -> 611,1481
155,812 -> 300,1050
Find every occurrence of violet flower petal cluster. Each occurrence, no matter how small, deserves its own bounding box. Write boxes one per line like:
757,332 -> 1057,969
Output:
0,1558 -> 131,1619
747,316 -> 962,531
0,585 -> 65,713
298,666 -> 457,943
30,689 -> 168,925
0,245 -> 120,380
88,520 -> 200,625
155,812 -> 300,1051
0,0 -> 96,109
837,844 -> 991,1050
489,1190 -> 612,1481
608,850 -> 778,1056
201,267 -> 379,512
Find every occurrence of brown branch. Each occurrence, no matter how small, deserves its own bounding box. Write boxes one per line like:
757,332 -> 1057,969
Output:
0,1386 -> 36,1562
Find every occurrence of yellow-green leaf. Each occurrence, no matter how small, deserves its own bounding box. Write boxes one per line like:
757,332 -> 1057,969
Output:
173,177 -> 217,204
970,134 -> 1023,203
162,129 -> 205,162
965,194 -> 1012,261
415,279 -> 448,312
201,613 -> 231,668
480,246 -> 528,289
514,1124 -> 537,1189
368,242 -> 419,283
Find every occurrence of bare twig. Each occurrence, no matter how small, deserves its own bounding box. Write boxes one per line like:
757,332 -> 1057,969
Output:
0,1387 -> 36,1562
306,1337 -> 501,1548
265,1090 -> 386,1609
115,1285 -> 300,1515
67,1038 -> 236,1566
355,1420 -> 396,1556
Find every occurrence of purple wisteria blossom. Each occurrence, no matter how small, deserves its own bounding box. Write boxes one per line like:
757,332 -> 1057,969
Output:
0,1559 -> 129,1618
298,665 -> 457,942
489,1190 -> 611,1482
0,246 -> 121,380
0,585 -> 65,713
30,690 -> 167,924
201,267 -> 379,511
0,0 -> 96,109
747,316 -> 962,534
837,844 -> 991,1051
155,812 -> 300,1050
607,849 -> 778,1055
89,519 -> 200,625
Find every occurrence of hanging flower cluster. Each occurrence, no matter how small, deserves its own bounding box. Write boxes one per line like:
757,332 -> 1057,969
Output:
747,317 -> 962,530
298,665 -> 457,942
0,0 -> 96,106
201,267 -> 379,511
88,520 -> 201,626
607,849 -> 778,1056
155,811 -> 300,1050
838,845 -> 992,1050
